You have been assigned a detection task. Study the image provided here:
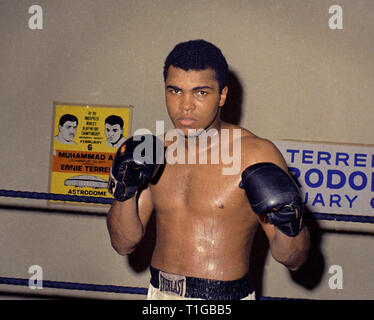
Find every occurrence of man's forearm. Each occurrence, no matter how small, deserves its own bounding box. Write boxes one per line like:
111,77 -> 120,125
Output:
269,226 -> 310,271
106,199 -> 145,255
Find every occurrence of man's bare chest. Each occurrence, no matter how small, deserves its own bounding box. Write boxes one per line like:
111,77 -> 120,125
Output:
151,163 -> 244,213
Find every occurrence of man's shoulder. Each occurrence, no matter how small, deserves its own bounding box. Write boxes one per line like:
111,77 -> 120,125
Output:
221,123 -> 256,139
238,131 -> 286,170
240,133 -> 274,149
220,123 -> 278,157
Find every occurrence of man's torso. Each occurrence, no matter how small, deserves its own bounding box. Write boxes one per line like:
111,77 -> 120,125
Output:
149,125 -> 260,281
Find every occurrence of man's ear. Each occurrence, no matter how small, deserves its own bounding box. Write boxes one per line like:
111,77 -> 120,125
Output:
219,86 -> 228,107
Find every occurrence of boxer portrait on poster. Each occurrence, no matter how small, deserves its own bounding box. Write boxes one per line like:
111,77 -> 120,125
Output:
105,115 -> 127,149
55,114 -> 79,145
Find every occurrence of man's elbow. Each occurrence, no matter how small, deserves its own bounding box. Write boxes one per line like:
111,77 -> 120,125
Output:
273,250 -> 307,271
272,241 -> 310,271
286,229 -> 311,271
108,229 -> 144,256
286,252 -> 308,271
110,241 -> 137,256
283,243 -> 310,271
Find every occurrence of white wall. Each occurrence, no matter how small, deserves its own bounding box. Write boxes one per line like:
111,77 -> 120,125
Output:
0,0 -> 373,300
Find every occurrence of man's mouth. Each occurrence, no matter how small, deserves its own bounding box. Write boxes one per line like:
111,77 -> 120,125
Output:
178,118 -> 197,126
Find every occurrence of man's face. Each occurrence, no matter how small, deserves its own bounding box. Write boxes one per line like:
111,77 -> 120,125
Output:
59,121 -> 77,142
105,123 -> 123,143
165,65 -> 228,136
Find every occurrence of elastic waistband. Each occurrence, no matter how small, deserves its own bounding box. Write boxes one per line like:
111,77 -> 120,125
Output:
150,266 -> 254,300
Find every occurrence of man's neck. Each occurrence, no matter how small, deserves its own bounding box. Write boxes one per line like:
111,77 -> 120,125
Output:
181,123 -> 222,154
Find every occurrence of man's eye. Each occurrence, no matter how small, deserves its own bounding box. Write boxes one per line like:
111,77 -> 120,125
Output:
198,91 -> 208,96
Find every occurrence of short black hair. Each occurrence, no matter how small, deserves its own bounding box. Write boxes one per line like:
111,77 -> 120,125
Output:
163,39 -> 228,92
105,115 -> 124,129
59,114 -> 78,127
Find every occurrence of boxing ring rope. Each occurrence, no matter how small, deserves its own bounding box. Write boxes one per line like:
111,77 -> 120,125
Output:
2,189 -> 374,224
0,189 -> 113,205
1,188 -> 373,300
0,276 -> 147,296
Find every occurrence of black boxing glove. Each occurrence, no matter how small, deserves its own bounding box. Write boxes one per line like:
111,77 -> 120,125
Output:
108,134 -> 164,201
239,162 -> 303,237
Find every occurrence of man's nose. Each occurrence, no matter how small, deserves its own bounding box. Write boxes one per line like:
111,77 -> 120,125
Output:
181,93 -> 195,112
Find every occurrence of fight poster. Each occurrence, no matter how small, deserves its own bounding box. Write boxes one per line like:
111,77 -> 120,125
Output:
49,102 -> 133,205
274,140 -> 374,216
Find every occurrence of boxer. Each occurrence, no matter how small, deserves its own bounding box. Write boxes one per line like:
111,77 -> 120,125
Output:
106,40 -> 310,300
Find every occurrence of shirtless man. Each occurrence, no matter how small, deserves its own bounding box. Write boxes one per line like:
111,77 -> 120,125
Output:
106,40 -> 310,300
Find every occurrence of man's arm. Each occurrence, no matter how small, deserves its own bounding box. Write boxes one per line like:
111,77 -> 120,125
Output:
107,186 -> 154,255
106,134 -> 163,255
241,137 -> 310,270
259,215 -> 310,271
